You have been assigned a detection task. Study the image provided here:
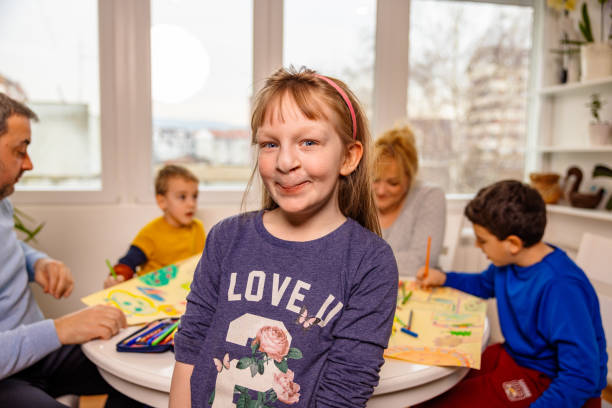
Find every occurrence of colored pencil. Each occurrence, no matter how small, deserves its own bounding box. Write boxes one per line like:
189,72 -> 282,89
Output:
401,327 -> 418,338
423,236 -> 432,279
407,310 -> 413,330
126,321 -> 168,346
151,321 -> 179,346
105,259 -> 117,279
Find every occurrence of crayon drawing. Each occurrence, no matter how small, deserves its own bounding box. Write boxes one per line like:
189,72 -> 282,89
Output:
82,255 -> 200,325
385,281 -> 487,369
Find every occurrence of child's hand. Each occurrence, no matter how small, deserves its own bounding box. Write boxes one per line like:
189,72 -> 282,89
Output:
103,274 -> 125,289
416,266 -> 446,289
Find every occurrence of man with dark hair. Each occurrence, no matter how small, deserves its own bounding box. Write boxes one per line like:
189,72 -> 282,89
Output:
0,93 -> 141,406
416,180 -> 607,408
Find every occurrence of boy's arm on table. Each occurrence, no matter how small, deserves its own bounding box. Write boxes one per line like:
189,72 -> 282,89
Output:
315,246 -> 398,408
530,282 -> 604,408
443,264 -> 496,299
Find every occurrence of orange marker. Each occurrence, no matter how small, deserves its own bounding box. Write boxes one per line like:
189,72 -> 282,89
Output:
424,236 -> 432,279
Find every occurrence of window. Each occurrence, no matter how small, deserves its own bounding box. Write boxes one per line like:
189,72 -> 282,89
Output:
0,0 -> 100,190
150,0 -> 253,188
407,0 -> 533,193
283,0 -> 377,117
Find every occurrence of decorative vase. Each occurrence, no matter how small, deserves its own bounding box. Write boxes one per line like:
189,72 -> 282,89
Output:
589,123 -> 612,145
580,43 -> 612,81
529,172 -> 562,204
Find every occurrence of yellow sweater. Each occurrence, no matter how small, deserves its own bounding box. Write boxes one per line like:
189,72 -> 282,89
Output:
132,216 -> 205,275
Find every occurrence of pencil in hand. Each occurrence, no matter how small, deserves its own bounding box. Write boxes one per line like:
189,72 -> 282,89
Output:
423,236 -> 432,279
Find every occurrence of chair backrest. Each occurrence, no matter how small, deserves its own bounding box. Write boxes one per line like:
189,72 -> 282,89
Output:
438,212 -> 464,271
575,232 -> 612,382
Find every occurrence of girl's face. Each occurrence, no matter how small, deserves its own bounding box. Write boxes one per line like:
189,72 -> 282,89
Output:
372,158 -> 411,214
257,97 -> 355,222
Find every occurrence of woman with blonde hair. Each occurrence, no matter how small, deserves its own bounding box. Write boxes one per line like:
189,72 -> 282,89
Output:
373,125 -> 446,277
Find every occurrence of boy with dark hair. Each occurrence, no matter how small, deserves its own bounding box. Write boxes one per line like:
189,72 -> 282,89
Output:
104,164 -> 205,287
417,179 -> 607,408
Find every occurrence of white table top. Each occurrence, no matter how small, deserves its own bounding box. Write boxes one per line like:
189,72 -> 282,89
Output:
82,319 -> 489,407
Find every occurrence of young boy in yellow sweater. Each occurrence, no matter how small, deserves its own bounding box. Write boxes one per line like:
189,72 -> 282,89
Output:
104,165 -> 205,288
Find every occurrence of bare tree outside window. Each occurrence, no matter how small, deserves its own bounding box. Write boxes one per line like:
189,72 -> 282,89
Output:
408,1 -> 533,194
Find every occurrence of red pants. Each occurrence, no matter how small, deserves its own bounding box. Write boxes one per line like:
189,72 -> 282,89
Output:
415,343 -> 601,408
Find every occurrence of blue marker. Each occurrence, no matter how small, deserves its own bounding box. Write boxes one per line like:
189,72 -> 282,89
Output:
400,327 -> 419,338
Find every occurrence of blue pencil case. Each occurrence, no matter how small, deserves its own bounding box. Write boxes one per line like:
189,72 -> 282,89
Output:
116,317 -> 179,353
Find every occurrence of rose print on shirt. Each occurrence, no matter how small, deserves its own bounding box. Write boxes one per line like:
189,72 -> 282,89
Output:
237,326 -> 303,376
256,326 -> 290,362
207,314 -> 302,407
272,369 -> 301,404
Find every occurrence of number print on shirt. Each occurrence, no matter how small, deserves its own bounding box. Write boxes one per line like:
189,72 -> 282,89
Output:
209,313 -> 303,407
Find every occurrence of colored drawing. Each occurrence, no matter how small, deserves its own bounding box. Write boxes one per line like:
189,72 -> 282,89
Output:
384,281 -> 487,369
139,264 -> 178,286
82,255 -> 200,325
137,286 -> 166,302
108,290 -> 156,315
181,281 -> 191,290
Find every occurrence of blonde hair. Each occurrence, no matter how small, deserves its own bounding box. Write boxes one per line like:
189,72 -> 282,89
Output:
373,126 -> 419,185
155,164 -> 199,195
243,66 -> 381,236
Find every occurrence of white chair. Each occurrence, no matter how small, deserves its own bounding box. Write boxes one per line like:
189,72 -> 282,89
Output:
575,232 -> 612,385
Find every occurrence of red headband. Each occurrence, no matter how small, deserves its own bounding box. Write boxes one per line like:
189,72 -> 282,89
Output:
314,74 -> 357,140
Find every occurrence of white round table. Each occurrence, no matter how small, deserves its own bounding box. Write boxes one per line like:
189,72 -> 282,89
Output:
82,320 -> 489,407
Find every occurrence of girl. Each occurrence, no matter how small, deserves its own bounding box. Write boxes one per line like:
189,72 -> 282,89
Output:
170,67 -> 398,408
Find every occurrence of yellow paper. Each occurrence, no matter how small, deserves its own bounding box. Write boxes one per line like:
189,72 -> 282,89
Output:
81,255 -> 200,325
384,281 -> 487,369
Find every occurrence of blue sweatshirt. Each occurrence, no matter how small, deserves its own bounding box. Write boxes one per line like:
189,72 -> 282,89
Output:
0,198 -> 60,380
445,246 -> 607,407
174,211 -> 398,408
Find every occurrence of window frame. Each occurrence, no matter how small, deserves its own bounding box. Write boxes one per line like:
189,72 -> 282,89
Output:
10,0 -> 539,205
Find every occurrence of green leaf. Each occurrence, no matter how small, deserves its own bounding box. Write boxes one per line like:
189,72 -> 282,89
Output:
274,359 -> 288,373
258,359 -> 264,375
235,385 -> 249,394
237,393 -> 249,408
247,399 -> 258,408
208,389 -> 215,405
251,339 -> 259,354
250,363 -> 258,377
267,390 -> 278,403
286,347 -> 303,359
237,357 -> 254,369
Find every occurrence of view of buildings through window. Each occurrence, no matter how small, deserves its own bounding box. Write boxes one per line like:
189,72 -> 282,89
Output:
0,1 -> 534,193
408,0 -> 533,194
151,0 -> 253,187
0,0 -> 100,190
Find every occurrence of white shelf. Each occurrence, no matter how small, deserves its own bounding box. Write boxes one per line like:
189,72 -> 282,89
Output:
539,77 -> 612,96
537,146 -> 612,153
547,204 -> 612,222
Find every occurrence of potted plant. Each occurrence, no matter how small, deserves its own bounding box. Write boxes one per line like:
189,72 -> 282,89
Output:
577,1 -> 612,80
587,93 -> 611,145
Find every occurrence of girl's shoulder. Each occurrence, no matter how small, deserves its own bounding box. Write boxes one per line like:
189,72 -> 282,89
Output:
207,210 -> 261,240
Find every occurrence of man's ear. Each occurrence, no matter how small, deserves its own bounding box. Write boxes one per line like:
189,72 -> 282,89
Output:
156,194 -> 167,211
340,141 -> 363,176
505,235 -> 524,255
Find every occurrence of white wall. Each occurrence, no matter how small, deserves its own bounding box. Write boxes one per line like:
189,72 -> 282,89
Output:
19,202 -> 240,319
